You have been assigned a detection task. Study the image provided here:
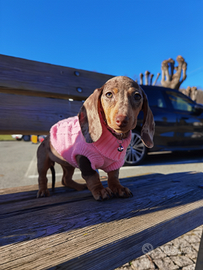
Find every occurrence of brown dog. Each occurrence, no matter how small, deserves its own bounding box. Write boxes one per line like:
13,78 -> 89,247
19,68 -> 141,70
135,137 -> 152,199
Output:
37,76 -> 155,201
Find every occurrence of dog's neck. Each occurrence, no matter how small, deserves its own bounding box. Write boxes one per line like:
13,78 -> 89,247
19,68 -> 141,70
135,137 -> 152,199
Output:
105,122 -> 129,140
99,109 -> 130,140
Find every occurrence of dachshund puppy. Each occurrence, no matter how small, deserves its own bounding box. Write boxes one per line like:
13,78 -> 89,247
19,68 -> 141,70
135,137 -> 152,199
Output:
37,76 -> 155,201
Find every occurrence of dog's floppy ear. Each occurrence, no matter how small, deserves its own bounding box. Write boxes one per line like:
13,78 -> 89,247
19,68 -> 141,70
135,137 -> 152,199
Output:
78,87 -> 103,143
140,87 -> 155,148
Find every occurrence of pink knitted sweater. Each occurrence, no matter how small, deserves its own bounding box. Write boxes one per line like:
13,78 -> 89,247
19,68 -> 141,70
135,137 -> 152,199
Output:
50,116 -> 131,173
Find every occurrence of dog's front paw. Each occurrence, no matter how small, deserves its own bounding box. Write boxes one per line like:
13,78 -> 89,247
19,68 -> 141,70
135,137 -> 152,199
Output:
109,184 -> 133,198
91,186 -> 113,201
37,188 -> 50,198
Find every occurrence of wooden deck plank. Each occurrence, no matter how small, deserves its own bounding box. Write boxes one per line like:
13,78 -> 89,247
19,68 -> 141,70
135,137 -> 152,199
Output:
0,172 -> 203,270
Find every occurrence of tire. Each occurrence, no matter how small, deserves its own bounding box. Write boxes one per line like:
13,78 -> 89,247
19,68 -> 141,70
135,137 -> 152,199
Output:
124,131 -> 147,166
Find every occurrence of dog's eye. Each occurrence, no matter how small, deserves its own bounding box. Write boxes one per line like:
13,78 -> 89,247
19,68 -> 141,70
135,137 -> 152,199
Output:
106,92 -> 113,98
134,93 -> 141,100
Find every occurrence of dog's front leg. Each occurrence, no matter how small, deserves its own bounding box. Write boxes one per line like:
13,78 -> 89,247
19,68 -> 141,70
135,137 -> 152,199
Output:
76,155 -> 113,201
107,169 -> 133,198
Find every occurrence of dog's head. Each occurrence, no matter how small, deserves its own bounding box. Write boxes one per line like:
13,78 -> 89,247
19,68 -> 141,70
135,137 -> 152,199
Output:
78,76 -> 155,148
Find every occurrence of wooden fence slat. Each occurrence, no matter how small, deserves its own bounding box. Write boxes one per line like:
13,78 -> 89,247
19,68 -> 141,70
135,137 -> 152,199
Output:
0,93 -> 82,134
0,54 -> 113,100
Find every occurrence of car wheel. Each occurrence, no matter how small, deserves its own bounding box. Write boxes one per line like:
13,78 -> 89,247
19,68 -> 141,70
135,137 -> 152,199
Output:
124,132 -> 147,166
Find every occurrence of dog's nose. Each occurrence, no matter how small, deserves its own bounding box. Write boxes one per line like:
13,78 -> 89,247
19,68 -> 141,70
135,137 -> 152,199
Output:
116,115 -> 129,127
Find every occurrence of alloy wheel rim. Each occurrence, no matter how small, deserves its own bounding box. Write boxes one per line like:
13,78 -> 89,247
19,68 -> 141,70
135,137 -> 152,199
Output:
125,133 -> 145,164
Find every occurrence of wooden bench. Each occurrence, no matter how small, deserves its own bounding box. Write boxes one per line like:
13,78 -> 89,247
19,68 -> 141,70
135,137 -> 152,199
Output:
0,54 -> 203,270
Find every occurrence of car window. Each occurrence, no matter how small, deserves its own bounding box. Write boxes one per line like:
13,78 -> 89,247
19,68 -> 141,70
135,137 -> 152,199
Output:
166,91 -> 194,112
144,89 -> 166,108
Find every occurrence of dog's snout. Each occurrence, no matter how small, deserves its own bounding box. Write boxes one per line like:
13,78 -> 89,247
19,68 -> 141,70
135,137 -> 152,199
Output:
116,115 -> 129,127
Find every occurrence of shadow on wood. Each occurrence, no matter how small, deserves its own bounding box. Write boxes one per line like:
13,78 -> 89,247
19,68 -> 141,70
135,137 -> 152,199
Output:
0,172 -> 203,269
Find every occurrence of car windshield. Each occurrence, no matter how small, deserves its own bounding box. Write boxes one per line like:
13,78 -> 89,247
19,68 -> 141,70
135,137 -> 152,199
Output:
166,91 -> 194,112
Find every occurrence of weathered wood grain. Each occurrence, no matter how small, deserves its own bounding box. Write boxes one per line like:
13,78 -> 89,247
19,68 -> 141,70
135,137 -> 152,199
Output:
0,54 -> 113,100
0,172 -> 203,270
0,54 -> 114,134
0,93 -> 82,134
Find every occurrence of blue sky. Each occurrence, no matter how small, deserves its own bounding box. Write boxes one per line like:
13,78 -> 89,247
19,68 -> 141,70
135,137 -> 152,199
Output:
0,0 -> 203,89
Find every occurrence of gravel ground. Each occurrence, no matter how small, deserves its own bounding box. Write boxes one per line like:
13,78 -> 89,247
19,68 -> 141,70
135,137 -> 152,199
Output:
116,225 -> 203,270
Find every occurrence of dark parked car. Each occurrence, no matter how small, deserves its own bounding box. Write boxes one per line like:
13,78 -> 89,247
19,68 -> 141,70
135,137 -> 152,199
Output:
125,85 -> 203,165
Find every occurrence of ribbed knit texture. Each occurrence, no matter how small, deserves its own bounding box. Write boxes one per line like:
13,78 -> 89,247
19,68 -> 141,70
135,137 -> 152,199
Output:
50,116 -> 131,173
